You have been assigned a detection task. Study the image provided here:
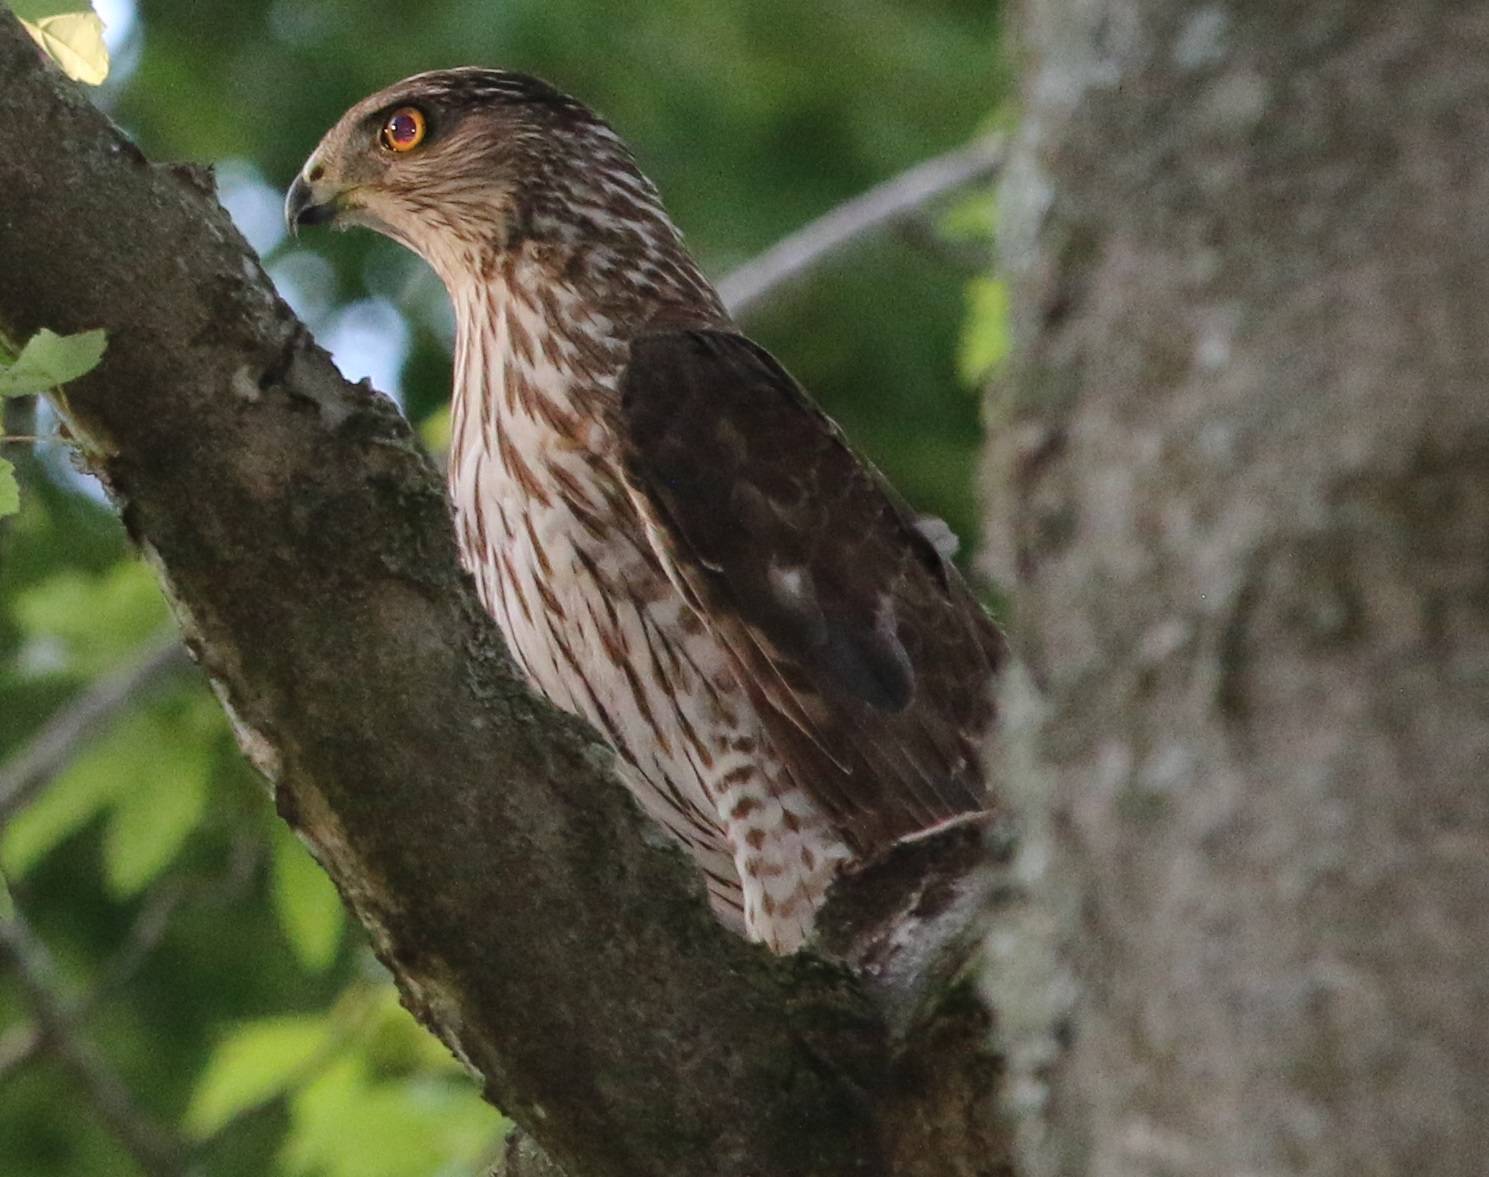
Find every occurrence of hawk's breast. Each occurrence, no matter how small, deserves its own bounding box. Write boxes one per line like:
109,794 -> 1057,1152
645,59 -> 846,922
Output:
446,274 -> 852,951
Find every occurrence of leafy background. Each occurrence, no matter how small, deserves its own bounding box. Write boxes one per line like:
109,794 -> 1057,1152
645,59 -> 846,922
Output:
0,0 -> 1008,1173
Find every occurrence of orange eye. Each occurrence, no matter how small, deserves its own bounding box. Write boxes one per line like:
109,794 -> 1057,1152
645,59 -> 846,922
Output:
380,107 -> 426,153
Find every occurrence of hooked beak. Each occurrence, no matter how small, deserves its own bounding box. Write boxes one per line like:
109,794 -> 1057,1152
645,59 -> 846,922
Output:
284,172 -> 341,237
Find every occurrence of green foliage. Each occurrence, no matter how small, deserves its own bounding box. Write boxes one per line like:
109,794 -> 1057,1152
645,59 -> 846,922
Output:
419,403 -> 453,455
941,190 -> 998,244
284,1057 -> 499,1177
0,326 -> 106,518
185,1013 -> 338,1138
0,458 -> 17,518
359,981 -> 468,1078
10,560 -> 169,675
1,701 -> 208,885
0,329 -> 107,398
271,825 -> 346,974
960,276 -> 1011,385
3,716 -> 134,879
100,701 -> 213,897
184,987 -> 496,1174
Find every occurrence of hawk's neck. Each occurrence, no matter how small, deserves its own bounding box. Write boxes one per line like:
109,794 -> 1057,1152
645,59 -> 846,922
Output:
446,239 -> 727,472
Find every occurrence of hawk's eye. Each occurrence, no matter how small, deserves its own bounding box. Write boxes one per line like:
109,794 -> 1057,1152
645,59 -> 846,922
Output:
380,107 -> 427,153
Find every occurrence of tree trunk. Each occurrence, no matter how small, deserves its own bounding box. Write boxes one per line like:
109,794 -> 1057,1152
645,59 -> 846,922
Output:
986,1 -> 1489,1174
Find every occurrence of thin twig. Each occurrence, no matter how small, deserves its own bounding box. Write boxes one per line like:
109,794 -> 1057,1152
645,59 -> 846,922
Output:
0,908 -> 190,1176
0,631 -> 190,826
716,131 -> 1005,319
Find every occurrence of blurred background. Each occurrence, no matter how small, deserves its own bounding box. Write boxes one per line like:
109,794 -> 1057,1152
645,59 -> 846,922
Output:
0,0 -> 1006,1172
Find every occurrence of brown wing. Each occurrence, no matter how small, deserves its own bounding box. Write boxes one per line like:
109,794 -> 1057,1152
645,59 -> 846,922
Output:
618,329 -> 1005,854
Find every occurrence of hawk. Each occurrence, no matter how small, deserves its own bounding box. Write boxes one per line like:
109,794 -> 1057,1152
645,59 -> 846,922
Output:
286,69 -> 1004,953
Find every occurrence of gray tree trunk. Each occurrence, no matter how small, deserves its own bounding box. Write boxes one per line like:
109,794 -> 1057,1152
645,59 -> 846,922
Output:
985,2 -> 1489,1175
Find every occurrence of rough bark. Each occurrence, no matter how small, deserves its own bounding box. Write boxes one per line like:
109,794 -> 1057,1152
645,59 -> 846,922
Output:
0,13 -> 1010,1177
986,1 -> 1489,1175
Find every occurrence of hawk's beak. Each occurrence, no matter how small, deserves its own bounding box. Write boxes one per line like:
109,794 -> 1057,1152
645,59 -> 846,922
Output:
284,173 -> 341,237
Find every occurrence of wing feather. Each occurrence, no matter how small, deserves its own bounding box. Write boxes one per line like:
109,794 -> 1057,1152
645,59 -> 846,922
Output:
619,329 -> 1005,853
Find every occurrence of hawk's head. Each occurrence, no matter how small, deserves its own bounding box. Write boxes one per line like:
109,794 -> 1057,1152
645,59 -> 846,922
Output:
285,68 -> 677,289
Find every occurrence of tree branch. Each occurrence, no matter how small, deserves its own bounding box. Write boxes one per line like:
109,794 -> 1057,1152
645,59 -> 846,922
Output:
717,132 -> 1005,318
0,15 -> 1006,1177
491,1129 -> 574,1177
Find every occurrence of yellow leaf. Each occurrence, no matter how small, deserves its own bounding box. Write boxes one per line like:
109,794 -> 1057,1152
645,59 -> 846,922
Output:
22,12 -> 110,86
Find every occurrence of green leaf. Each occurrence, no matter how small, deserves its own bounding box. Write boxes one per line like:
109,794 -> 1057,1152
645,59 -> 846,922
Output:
272,825 -> 345,973
418,404 -> 451,454
0,328 -> 107,397
11,561 -> 170,676
362,983 -> 467,1078
21,12 -> 110,86
939,189 -> 996,243
185,1015 -> 336,1139
285,1057 -> 499,1177
0,700 -> 212,884
101,733 -> 210,897
958,277 -> 1010,385
0,457 -> 18,519
0,709 -> 140,877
